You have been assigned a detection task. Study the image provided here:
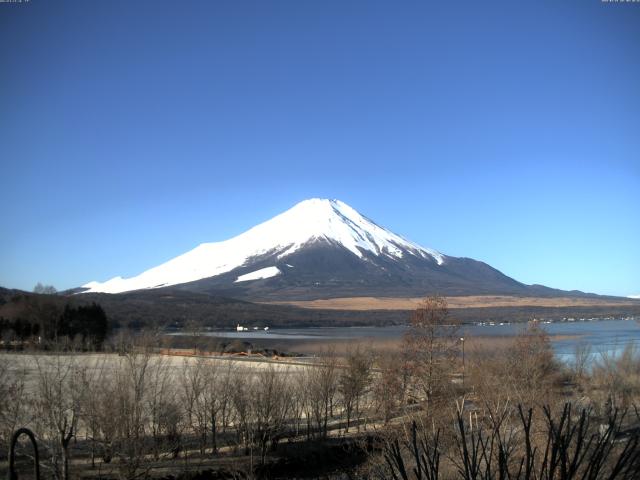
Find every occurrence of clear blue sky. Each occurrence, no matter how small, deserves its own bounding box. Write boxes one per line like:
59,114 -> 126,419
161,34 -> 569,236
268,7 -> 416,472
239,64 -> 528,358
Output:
1,0 -> 638,297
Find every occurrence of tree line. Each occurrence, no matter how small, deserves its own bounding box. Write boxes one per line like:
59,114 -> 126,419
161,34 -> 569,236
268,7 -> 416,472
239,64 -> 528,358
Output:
0,292 -> 110,350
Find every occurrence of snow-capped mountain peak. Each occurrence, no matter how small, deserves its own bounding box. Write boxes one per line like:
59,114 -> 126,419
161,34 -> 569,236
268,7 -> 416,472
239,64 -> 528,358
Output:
81,198 -> 444,294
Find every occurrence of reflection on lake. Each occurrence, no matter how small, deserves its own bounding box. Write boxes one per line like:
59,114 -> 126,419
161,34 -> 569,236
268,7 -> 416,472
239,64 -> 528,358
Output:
196,318 -> 640,362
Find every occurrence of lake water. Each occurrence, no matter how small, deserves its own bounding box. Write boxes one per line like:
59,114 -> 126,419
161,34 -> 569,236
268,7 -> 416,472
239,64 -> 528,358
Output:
199,318 -> 640,363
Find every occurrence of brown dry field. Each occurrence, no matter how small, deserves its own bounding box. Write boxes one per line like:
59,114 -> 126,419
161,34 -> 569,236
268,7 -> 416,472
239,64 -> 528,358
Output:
231,333 -> 582,357
263,295 -> 639,311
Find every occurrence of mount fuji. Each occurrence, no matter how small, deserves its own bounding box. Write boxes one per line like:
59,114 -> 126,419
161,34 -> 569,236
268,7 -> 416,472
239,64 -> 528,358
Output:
80,199 -> 568,300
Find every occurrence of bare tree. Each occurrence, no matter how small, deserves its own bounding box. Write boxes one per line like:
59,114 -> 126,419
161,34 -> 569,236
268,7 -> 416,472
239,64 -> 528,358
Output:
218,360 -> 237,437
230,367 -> 253,454
506,324 -> 558,405
147,356 -> 181,459
252,365 -> 292,464
372,351 -> 405,425
77,356 -> 109,468
0,358 -> 29,461
110,351 -> 153,480
298,366 -> 317,440
184,319 -> 203,354
34,283 -> 57,295
33,354 -> 85,480
203,359 -> 236,454
572,341 -> 592,385
403,296 -> 460,406
339,346 -> 371,433
291,369 -> 309,437
86,364 -> 119,465
306,353 -> 339,438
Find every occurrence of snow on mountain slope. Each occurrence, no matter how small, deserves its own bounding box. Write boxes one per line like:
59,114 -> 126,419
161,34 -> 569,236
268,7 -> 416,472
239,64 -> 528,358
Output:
81,198 -> 445,294
235,266 -> 281,283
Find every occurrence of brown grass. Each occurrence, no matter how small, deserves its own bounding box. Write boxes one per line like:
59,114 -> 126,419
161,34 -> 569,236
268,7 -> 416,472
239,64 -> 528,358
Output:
263,295 -> 639,311
245,333 -> 581,357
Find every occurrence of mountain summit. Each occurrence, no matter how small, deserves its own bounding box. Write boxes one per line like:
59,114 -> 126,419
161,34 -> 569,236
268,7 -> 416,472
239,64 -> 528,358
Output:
82,199 -> 443,294
81,198 -> 558,299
